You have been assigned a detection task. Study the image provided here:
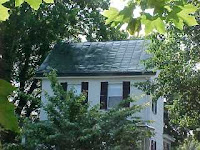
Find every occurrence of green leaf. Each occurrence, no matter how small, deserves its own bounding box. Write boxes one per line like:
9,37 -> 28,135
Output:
25,0 -> 42,10
168,4 -> 198,28
103,7 -> 119,25
117,3 -> 135,23
172,18 -> 184,30
177,11 -> 198,26
127,18 -> 141,35
176,4 -> 198,26
167,6 -> 184,30
15,0 -> 25,7
179,4 -> 198,14
141,14 -> 165,35
141,14 -> 154,35
164,5 -> 172,12
0,0 -> 9,4
0,4 -> 9,21
153,17 -> 166,34
43,0 -> 54,3
0,80 -> 19,132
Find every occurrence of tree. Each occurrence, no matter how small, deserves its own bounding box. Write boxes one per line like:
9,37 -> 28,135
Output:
21,71 -> 151,150
103,0 -> 199,35
0,80 -> 19,149
0,0 -> 128,118
177,136 -> 200,150
135,10 -> 200,144
0,0 -> 54,21
0,0 -> 128,146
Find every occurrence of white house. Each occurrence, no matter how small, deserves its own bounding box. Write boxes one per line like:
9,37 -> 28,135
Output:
36,40 -> 174,150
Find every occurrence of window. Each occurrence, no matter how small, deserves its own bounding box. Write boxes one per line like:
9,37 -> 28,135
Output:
152,100 -> 157,114
60,82 -> 88,101
81,82 -> 89,102
100,81 -> 130,109
68,84 -> 81,95
164,142 -> 170,150
61,82 -> 67,91
107,83 -> 123,109
151,140 -> 156,150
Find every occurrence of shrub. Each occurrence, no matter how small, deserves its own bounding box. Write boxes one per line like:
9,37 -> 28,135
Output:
22,71 -> 152,150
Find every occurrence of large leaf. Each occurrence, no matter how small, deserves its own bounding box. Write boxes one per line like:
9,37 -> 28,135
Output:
165,4 -> 197,29
0,0 -> 54,21
103,7 -> 119,25
15,0 -> 54,8
0,0 -> 9,4
0,4 -> 9,21
177,11 -> 198,26
141,14 -> 165,35
25,0 -> 42,10
103,0 -> 199,35
179,4 -> 198,14
176,4 -> 198,26
153,17 -> 166,34
127,18 -> 141,35
0,0 -> 9,21
141,14 -> 154,35
0,79 -> 19,132
15,0 -> 24,7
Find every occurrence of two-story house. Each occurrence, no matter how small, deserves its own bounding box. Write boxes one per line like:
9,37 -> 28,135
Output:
36,40 -> 174,150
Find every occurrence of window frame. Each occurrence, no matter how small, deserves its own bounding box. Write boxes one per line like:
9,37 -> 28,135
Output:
107,82 -> 123,109
152,100 -> 157,114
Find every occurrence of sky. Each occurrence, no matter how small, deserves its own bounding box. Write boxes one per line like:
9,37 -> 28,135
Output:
110,0 -> 128,10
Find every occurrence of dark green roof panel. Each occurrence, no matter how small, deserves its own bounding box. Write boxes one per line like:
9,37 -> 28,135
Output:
36,40 -> 153,76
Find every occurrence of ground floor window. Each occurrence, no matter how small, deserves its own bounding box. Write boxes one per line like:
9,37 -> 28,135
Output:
163,142 -> 170,150
151,140 -> 156,150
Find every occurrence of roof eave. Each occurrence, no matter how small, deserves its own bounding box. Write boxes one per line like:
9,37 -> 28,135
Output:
35,71 -> 156,78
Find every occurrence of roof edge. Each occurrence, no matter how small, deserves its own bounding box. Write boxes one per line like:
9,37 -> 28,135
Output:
163,134 -> 175,142
35,71 -> 156,78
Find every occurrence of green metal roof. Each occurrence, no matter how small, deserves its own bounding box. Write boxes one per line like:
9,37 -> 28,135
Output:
36,40 -> 154,77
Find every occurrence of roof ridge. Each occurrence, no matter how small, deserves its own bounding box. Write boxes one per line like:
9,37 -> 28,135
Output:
65,39 -> 147,45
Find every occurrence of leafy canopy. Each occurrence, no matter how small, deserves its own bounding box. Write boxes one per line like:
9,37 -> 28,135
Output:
23,71 -> 152,150
103,0 -> 199,35
177,136 -> 200,150
0,0 -> 128,118
0,0 -> 128,145
136,12 -> 200,141
0,0 -> 54,21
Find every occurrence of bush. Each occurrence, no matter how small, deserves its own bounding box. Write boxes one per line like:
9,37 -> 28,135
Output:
22,71 -> 152,150
176,136 -> 200,150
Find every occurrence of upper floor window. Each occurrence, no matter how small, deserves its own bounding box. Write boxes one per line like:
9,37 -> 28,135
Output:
61,82 -> 67,91
60,82 -> 88,101
68,84 -> 81,95
107,83 -> 123,109
100,81 -> 130,109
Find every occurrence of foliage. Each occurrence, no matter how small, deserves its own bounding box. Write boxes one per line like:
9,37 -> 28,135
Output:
135,9 -> 200,144
0,0 -> 54,21
22,71 -> 152,150
0,0 -> 128,117
176,136 -> 200,150
0,79 -> 18,132
103,0 -> 199,35
0,0 -> 128,145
